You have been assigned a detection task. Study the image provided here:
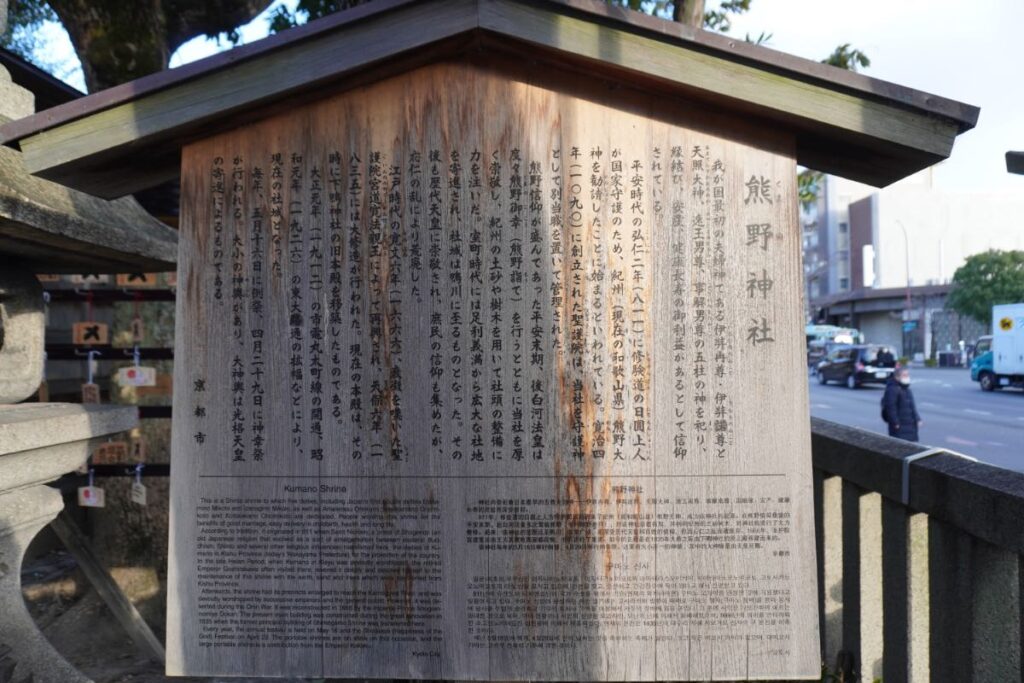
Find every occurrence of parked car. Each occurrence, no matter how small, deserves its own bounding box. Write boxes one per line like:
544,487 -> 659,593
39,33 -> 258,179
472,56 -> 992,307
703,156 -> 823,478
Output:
816,344 -> 898,388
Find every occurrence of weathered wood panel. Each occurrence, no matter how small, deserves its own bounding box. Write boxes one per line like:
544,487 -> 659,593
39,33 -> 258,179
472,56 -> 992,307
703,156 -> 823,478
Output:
167,60 -> 819,680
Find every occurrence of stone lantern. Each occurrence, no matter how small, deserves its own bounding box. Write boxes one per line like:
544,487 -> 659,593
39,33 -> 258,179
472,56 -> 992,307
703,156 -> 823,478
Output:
0,58 -> 176,682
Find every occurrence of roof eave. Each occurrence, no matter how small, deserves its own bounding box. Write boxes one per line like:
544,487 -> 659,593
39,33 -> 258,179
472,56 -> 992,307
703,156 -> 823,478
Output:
0,0 -> 978,197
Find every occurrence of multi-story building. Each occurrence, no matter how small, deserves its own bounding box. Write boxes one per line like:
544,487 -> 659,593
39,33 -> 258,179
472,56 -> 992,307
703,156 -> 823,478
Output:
803,173 -> 873,303
804,171 -> 1024,358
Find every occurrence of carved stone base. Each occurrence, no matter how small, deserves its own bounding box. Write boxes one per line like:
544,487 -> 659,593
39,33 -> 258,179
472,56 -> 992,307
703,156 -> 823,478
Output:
0,485 -> 91,683
0,403 -> 137,683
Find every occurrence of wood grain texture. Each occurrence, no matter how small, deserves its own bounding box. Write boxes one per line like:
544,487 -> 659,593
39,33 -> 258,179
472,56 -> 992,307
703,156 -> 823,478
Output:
167,60 -> 819,680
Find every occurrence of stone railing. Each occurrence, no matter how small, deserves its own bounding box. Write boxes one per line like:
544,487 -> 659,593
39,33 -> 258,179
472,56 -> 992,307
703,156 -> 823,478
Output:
811,417 -> 1023,682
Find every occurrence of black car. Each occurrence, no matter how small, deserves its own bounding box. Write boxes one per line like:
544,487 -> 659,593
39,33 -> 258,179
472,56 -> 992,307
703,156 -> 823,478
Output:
816,344 -> 897,389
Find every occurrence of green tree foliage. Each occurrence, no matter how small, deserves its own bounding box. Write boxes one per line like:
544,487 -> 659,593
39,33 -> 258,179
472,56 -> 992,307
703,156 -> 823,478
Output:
946,250 -> 1024,324
822,43 -> 870,72
797,169 -> 822,212
702,0 -> 751,32
267,0 -> 368,32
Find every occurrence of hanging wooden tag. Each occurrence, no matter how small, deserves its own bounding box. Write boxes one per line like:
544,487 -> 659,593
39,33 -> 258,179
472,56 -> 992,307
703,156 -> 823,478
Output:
81,383 -> 101,403
73,321 -> 109,345
130,316 -> 145,343
118,366 -> 157,387
70,274 -> 109,285
92,441 -> 129,465
130,434 -> 148,462
78,485 -> 105,508
116,273 -> 158,287
137,373 -> 173,397
131,481 -> 148,506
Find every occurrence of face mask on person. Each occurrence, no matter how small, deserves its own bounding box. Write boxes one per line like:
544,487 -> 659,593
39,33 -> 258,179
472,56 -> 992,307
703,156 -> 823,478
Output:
898,376 -> 911,386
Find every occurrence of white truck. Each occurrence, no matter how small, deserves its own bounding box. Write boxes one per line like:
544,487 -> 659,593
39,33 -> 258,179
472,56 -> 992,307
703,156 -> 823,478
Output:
970,303 -> 1024,391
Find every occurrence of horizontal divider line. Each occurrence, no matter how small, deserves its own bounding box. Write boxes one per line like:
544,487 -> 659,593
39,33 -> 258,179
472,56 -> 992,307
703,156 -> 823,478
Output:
197,473 -> 787,479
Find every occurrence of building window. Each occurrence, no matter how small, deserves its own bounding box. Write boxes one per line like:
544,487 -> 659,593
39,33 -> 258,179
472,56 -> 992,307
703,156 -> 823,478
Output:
839,277 -> 849,290
839,221 -> 848,233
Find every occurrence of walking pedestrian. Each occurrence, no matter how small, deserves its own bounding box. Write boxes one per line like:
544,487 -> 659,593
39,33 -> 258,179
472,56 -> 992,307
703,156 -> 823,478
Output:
882,366 -> 922,442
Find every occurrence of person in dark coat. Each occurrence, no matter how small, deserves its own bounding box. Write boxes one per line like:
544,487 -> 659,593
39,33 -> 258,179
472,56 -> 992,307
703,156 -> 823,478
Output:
883,367 -> 922,442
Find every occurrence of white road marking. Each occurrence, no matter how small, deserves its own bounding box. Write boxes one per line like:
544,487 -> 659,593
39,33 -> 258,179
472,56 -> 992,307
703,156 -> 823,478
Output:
920,402 -> 940,408
946,435 -> 978,446
986,442 -> 1005,447
811,403 -> 832,410
964,408 -> 992,416
942,383 -> 953,388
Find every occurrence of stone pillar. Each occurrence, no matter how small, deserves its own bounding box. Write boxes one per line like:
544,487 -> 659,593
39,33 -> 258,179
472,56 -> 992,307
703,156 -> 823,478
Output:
906,512 -> 930,682
858,490 -> 884,680
971,540 -> 1020,680
0,263 -> 45,403
881,500 -> 931,683
928,518 -> 974,682
818,473 -> 844,665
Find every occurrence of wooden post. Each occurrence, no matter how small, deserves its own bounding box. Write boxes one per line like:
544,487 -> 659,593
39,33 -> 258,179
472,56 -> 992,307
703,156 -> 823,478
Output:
50,509 -> 166,663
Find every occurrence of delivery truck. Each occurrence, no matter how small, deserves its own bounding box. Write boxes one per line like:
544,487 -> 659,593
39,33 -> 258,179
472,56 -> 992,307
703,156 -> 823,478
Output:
970,303 -> 1024,391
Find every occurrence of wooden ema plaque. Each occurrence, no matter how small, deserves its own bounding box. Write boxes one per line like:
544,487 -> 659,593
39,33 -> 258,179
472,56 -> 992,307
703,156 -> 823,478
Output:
168,61 -> 818,679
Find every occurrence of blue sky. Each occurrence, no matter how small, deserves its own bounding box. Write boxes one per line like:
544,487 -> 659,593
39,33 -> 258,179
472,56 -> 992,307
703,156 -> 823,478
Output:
24,0 -> 1024,193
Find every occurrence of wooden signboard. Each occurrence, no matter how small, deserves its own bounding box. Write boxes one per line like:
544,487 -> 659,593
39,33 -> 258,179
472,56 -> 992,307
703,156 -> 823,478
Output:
72,321 -> 109,345
92,440 -> 129,465
135,372 -> 172,397
69,274 -> 110,285
168,61 -> 818,679
116,273 -> 160,287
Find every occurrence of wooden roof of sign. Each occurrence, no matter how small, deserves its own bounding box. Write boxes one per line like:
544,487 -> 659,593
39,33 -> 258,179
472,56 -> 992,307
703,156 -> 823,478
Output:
0,0 -> 977,197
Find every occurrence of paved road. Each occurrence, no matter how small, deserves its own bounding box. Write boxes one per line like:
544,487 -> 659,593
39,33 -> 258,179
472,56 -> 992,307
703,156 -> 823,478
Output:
808,366 -> 1024,473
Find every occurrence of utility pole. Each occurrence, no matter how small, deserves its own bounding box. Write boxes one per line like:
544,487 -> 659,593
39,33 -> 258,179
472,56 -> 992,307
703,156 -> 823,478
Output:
896,219 -> 913,358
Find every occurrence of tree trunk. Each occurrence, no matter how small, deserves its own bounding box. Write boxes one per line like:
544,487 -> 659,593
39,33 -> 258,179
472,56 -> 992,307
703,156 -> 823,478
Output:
673,0 -> 705,28
48,0 -> 273,92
